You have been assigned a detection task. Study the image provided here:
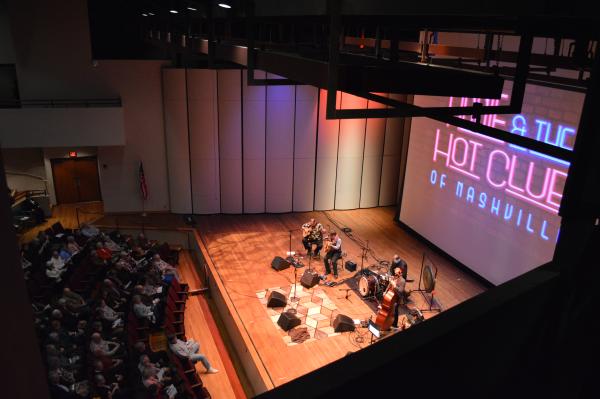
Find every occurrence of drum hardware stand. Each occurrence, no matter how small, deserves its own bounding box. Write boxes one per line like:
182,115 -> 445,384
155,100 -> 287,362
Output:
413,253 -> 442,313
359,241 -> 369,274
338,287 -> 352,301
289,258 -> 304,306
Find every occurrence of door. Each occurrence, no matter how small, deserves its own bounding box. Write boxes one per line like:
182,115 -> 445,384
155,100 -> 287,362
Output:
51,157 -> 102,204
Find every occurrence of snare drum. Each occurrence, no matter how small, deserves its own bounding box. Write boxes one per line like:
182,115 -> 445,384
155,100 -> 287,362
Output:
358,275 -> 379,297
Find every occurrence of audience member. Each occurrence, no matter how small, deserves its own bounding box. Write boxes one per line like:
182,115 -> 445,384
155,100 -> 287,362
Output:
168,334 -> 218,373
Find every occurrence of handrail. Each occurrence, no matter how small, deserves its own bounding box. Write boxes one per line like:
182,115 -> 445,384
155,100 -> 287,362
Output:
5,171 -> 47,181
5,171 -> 49,194
0,98 -> 122,108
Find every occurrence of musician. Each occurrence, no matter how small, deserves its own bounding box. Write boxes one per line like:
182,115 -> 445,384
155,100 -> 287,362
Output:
387,268 -> 407,329
390,254 -> 408,280
323,231 -> 342,278
302,218 -> 324,257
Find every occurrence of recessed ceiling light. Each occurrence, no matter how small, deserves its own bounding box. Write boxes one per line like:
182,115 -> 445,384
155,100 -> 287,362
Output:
142,13 -> 148,17
187,7 -> 197,11
148,12 -> 155,16
170,9 -> 178,14
218,3 -> 231,8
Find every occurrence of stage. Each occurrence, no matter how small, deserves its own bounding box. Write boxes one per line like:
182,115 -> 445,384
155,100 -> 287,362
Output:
194,207 -> 487,389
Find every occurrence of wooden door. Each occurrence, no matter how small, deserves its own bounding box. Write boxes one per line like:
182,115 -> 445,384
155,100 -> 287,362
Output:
51,157 -> 102,204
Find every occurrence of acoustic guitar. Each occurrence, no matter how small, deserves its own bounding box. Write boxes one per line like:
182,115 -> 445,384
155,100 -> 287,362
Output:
302,226 -> 312,238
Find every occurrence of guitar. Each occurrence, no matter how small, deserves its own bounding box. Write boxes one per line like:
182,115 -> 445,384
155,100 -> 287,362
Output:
302,226 -> 312,238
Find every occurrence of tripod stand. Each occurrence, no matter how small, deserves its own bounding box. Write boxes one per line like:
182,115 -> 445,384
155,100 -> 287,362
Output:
359,240 -> 369,274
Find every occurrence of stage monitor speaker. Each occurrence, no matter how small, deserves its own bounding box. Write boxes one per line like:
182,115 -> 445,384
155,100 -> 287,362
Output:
271,256 -> 291,271
333,314 -> 356,333
267,291 -> 287,308
277,311 -> 301,331
300,270 -> 320,288
345,260 -> 357,272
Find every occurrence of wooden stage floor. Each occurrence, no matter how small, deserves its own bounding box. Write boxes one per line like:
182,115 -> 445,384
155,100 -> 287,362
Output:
194,207 -> 487,388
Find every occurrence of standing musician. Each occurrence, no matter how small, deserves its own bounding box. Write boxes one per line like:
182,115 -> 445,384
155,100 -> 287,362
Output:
323,231 -> 342,279
301,218 -> 324,257
386,268 -> 407,330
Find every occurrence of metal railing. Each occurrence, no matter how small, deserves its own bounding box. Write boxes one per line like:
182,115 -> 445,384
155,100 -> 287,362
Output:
0,98 -> 122,108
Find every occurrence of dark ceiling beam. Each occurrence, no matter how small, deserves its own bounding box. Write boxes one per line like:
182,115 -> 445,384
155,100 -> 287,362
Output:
197,39 -> 504,97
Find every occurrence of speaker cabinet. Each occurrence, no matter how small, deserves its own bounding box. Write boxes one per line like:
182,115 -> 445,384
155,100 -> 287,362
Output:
271,256 -> 291,271
277,311 -> 301,331
300,270 -> 320,288
345,261 -> 357,272
267,291 -> 287,308
333,314 -> 356,332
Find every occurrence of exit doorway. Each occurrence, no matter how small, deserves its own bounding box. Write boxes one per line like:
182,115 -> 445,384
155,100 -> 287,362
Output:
51,157 -> 102,204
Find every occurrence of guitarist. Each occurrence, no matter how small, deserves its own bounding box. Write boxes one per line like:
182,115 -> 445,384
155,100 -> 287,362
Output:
323,231 -> 342,279
301,218 -> 324,257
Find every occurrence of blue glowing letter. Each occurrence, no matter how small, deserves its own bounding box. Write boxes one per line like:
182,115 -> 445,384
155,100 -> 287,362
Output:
511,115 -> 528,137
478,192 -> 487,209
456,181 -> 464,198
430,169 -> 437,185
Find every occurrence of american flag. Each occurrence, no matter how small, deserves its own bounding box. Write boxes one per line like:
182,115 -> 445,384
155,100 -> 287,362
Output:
139,162 -> 148,200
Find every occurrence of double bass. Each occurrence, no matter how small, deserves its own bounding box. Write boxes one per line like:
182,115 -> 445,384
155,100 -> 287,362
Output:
374,283 -> 399,331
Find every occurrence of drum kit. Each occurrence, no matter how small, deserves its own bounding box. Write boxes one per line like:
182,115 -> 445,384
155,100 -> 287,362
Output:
357,265 -> 391,300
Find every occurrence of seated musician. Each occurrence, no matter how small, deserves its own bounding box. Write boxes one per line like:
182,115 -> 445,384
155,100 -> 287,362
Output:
390,254 -> 408,280
323,231 -> 342,279
302,218 -> 324,257
387,268 -> 407,330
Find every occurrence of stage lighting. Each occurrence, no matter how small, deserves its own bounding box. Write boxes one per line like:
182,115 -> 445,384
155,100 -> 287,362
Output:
218,3 -> 231,9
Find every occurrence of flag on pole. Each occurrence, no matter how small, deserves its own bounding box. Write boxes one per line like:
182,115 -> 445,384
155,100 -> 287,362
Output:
139,162 -> 148,200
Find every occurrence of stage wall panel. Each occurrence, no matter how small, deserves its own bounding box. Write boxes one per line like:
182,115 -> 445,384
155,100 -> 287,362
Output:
292,85 -> 319,211
335,93 -> 367,209
265,74 -> 295,212
314,89 -> 341,210
242,70 -> 266,213
162,69 -> 192,213
217,70 -> 243,214
360,96 -> 388,208
187,69 -> 220,214
379,95 -> 406,206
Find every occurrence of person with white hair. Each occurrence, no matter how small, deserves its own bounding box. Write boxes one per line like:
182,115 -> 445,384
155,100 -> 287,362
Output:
168,334 -> 218,374
132,295 -> 158,325
151,254 -> 181,282
46,250 -> 67,281
89,333 -> 120,357
66,236 -> 81,254
80,223 -> 100,238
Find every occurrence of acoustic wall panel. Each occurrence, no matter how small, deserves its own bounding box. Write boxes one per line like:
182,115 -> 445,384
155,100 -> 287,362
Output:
162,69 -> 192,214
242,70 -> 266,213
360,95 -> 388,208
217,70 -> 243,213
335,93 -> 368,209
292,85 -> 318,212
379,94 -> 406,206
187,69 -> 220,214
265,73 -> 295,213
314,89 -> 341,210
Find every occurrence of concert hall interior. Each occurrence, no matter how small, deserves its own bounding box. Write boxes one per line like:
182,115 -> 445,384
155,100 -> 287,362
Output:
1,1 -> 598,398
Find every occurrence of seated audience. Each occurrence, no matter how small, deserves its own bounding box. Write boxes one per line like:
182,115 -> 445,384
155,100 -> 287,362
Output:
151,254 -> 181,282
80,223 -> 100,238
168,334 -> 218,374
66,236 -> 81,254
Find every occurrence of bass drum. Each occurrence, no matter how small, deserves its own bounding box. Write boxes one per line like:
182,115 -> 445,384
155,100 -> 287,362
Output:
358,275 -> 379,297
